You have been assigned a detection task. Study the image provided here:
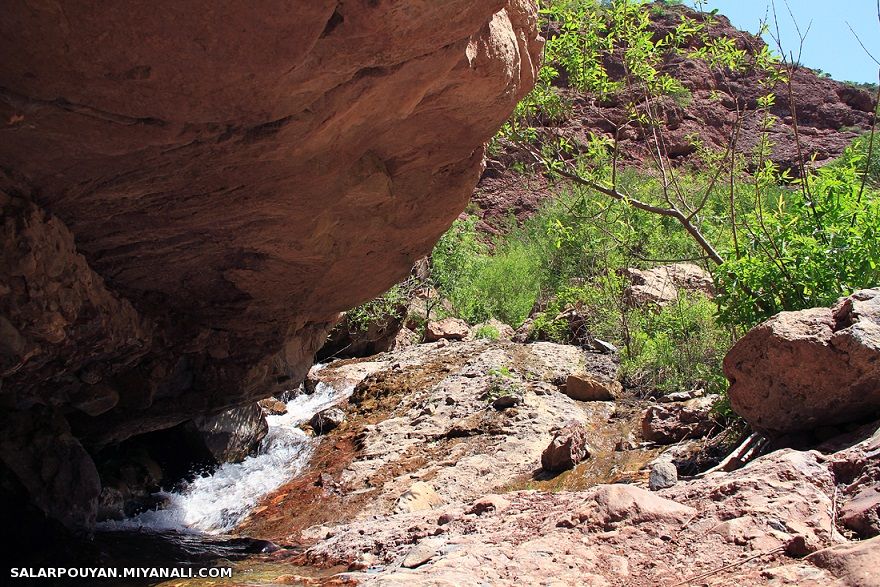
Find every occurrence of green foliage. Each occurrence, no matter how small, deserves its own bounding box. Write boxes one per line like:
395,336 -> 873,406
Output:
717,141 -> 880,326
438,0 -> 880,406
431,218 -> 543,326
346,280 -> 413,333
621,292 -> 731,395
473,324 -> 501,340
496,0 -> 748,146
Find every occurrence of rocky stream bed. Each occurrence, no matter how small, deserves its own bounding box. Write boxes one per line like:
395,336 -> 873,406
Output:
84,327 -> 879,587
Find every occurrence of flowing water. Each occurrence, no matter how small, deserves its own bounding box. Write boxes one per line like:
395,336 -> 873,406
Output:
101,375 -> 353,535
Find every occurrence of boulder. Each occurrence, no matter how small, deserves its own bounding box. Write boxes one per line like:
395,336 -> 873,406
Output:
424,318 -> 471,342
258,398 -> 288,416
564,373 -> 622,401
586,484 -> 695,527
191,403 -> 268,463
390,327 -> 420,351
640,396 -> 717,444
623,263 -> 714,307
310,407 -> 346,435
840,486 -> 880,538
394,481 -> 443,514
724,289 -> 880,435
0,406 -> 101,530
806,537 -> 880,587
542,421 -> 592,472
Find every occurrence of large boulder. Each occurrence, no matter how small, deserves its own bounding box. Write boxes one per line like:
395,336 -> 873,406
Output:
724,289 -> 880,435
564,373 -> 622,401
640,396 -> 718,444
190,403 -> 268,463
0,1 -> 541,529
424,318 -> 471,342
623,263 -> 714,307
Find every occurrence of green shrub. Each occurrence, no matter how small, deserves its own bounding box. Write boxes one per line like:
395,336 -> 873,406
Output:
346,280 -> 413,333
621,292 -> 732,396
717,141 -> 880,327
431,218 -> 542,326
473,324 -> 501,341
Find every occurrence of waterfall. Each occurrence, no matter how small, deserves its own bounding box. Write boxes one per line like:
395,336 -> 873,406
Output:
101,377 -> 351,534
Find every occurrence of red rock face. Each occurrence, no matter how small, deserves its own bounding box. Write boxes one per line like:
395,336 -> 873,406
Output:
0,1 -> 541,528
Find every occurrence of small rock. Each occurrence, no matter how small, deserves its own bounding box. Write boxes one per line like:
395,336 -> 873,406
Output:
659,389 -> 705,403
541,420 -> 592,472
258,397 -> 288,415
492,395 -> 521,410
649,460 -> 678,490
564,373 -> 621,401
401,542 -> 440,569
437,511 -> 460,525
424,317 -> 470,342
532,382 -> 555,396
394,481 -> 443,514
591,338 -> 618,354
468,494 -> 511,516
310,407 -> 346,434
614,434 -> 638,451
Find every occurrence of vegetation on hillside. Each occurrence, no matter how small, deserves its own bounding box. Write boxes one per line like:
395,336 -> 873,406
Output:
349,0 -> 879,407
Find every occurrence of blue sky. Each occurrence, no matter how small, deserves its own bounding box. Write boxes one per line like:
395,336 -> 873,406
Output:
692,0 -> 880,83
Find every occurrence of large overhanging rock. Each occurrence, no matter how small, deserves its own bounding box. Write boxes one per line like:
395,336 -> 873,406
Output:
724,289 -> 880,436
0,0 -> 541,529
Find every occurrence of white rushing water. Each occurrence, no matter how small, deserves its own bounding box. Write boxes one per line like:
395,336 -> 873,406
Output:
101,377 -> 352,534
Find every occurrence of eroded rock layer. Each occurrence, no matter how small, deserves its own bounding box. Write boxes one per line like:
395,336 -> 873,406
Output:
0,0 -> 541,529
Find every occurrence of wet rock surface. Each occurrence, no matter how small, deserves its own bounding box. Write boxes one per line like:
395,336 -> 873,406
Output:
296,425 -> 880,586
211,332 -> 880,586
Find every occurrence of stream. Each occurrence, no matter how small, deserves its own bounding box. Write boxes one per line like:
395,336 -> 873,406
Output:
88,372 -> 354,584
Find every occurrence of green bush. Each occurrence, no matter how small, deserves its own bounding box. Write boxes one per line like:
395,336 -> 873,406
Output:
346,280 -> 414,333
431,218 -> 543,326
717,141 -> 880,327
622,292 -> 732,395
473,324 -> 501,341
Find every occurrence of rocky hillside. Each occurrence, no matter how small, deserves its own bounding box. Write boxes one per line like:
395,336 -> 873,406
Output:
0,1 -> 541,532
476,3 -> 877,229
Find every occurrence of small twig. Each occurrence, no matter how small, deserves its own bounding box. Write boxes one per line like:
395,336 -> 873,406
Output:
831,485 -> 839,537
696,432 -> 767,477
669,546 -> 785,587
